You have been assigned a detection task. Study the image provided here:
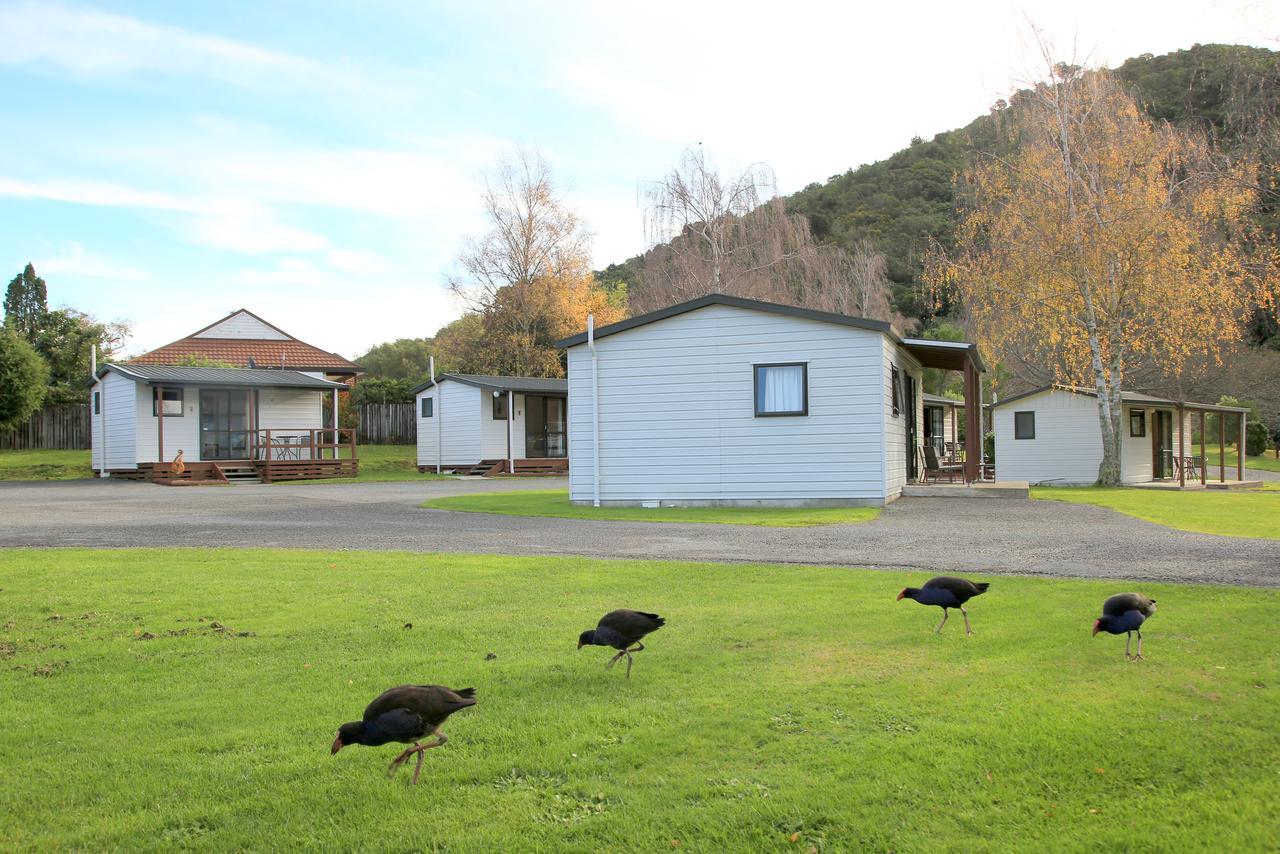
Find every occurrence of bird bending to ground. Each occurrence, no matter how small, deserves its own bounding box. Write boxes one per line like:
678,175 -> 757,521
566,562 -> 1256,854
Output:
1093,593 -> 1157,660
578,609 -> 665,678
331,684 -> 476,784
897,576 -> 989,635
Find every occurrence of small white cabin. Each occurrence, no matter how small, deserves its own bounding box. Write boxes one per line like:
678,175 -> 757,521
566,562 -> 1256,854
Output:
413,374 -> 568,475
556,294 -> 986,507
89,364 -> 355,483
991,385 -> 1250,486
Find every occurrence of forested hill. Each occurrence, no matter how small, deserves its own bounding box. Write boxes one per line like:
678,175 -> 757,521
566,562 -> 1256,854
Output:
600,44 -> 1280,339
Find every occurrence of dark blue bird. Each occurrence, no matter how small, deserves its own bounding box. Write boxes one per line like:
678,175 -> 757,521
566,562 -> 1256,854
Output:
578,609 -> 665,678
331,684 -> 476,784
1093,593 -> 1157,660
897,576 -> 989,635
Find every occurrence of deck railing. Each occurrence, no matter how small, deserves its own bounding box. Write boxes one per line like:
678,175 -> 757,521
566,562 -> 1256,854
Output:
253,428 -> 358,462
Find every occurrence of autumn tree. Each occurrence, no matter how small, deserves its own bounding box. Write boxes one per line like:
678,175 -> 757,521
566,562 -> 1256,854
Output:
929,56 -> 1264,485
449,150 -> 624,376
637,148 -> 911,326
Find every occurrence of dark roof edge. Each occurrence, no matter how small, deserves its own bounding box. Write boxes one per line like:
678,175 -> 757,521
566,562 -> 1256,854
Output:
96,363 -> 347,389
409,373 -> 568,396
555,293 -> 896,349
990,383 -> 1250,412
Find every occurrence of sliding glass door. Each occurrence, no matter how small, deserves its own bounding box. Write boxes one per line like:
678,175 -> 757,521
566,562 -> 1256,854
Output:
524,395 -> 567,458
200,389 -> 250,460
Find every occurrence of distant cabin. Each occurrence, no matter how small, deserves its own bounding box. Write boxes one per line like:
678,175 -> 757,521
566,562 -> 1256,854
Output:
555,293 -> 986,507
413,374 -> 568,475
991,385 -> 1250,486
128,308 -> 363,383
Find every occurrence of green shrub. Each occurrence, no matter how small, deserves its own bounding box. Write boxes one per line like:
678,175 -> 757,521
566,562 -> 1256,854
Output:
0,329 -> 49,430
983,430 -> 995,464
1245,420 -> 1269,457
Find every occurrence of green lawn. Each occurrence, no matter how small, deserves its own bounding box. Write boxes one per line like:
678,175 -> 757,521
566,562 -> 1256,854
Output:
0,448 -> 92,481
1223,445 -> 1280,474
424,488 -> 881,527
1,550 -> 1276,850
292,444 -> 451,484
1032,486 -> 1280,539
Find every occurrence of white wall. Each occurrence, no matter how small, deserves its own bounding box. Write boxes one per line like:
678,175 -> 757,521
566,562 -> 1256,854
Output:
566,303 -> 893,505
91,372 -> 137,471
193,311 -> 289,340
420,382 -> 483,465
134,383 -> 200,464
479,390 -> 515,460
258,388 -> 324,432
415,387 -> 439,468
882,340 -> 924,498
995,391 -> 1195,484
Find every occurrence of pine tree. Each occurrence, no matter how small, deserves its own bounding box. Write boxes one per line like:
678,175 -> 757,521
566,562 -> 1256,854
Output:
3,263 -> 49,340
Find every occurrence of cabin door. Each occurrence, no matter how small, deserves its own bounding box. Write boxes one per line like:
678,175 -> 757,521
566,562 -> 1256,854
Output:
200,389 -> 251,460
904,376 -> 919,481
524,396 -> 567,458
1151,410 -> 1174,479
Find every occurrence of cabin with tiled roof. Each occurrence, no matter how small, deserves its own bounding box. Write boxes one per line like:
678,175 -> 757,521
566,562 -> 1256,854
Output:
129,309 -> 363,383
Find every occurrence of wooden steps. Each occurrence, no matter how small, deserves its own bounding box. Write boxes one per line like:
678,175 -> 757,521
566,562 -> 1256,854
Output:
215,464 -> 261,484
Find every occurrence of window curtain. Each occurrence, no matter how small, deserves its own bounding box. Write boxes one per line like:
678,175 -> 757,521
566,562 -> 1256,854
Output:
761,365 -> 804,412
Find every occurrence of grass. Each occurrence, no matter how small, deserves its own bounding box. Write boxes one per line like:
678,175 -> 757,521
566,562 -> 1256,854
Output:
290,444 -> 451,484
1,549 -> 1276,851
1032,486 -> 1280,539
424,488 -> 881,527
0,448 -> 92,481
1222,445 -> 1280,474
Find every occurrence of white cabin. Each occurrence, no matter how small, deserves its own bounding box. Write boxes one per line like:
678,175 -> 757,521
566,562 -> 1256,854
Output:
89,364 -> 355,482
556,294 -> 986,507
413,374 -> 568,474
991,385 -> 1249,485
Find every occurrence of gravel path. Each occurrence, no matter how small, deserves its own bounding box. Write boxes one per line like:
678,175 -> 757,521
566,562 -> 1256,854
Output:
1246,467 -> 1280,482
0,478 -> 1276,586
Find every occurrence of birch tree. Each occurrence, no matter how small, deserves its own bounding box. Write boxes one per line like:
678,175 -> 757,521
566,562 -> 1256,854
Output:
929,58 -> 1264,485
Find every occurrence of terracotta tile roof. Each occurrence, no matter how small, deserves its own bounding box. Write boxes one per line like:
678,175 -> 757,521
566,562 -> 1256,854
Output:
130,338 -> 363,374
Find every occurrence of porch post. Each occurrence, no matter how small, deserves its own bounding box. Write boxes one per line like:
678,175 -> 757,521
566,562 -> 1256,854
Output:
507,390 -> 514,474
962,357 -> 980,483
1198,410 -> 1206,486
1218,412 -> 1225,483
950,405 -> 957,460
1238,412 -> 1246,481
1177,405 -> 1185,488
332,388 -> 339,460
156,384 -> 165,464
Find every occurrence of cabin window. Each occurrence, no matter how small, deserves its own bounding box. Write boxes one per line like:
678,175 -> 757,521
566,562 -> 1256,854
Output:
1014,410 -> 1035,440
754,363 -> 808,417
492,394 -> 508,420
93,391 -> 101,415
890,365 -> 901,417
1129,408 -> 1146,437
420,397 -> 433,418
152,387 -> 184,417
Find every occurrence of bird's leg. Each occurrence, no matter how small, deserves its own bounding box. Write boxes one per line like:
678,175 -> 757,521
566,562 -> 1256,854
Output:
399,730 -> 449,785
1125,631 -> 1133,660
605,649 -> 626,669
1133,629 -> 1144,661
961,606 -> 974,636
412,746 -> 425,784
935,608 -> 949,633
387,741 -> 421,776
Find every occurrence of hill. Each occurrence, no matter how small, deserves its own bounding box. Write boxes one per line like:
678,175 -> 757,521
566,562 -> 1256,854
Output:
600,44 -> 1280,342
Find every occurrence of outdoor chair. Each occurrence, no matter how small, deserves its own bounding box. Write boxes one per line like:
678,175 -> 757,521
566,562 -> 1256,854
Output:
923,445 -> 964,483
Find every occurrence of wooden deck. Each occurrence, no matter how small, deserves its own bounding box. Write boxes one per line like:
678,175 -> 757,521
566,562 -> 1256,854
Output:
422,458 -> 569,477
108,458 -> 359,485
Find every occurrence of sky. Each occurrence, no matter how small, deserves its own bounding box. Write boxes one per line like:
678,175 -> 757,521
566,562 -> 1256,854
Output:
1,1 -> 1275,358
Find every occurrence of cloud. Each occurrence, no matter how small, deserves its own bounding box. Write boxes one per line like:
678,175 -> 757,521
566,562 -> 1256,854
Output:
33,242 -> 152,283
0,3 -> 351,93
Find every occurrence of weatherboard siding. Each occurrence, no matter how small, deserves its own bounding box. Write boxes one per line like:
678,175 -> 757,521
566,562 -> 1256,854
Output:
882,340 -> 924,499
91,372 -> 136,471
566,303 -> 892,504
994,390 -> 1194,484
258,389 -> 324,434
415,387 -> 438,468
192,312 -> 289,340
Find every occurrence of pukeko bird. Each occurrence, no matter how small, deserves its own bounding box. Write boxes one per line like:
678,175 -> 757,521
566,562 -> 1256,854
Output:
578,609 -> 665,678
331,684 -> 476,784
1093,593 -> 1157,660
897,576 -> 989,635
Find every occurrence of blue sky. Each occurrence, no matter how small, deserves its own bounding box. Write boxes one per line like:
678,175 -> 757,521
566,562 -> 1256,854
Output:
1,1 -> 1274,358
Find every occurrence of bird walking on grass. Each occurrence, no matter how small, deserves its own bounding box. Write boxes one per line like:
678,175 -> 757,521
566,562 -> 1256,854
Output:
331,684 -> 476,784
897,576 -> 989,635
578,609 -> 665,678
1093,593 -> 1157,660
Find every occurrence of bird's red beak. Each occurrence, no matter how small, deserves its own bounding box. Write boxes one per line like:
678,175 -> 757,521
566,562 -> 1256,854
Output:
331,736 -> 344,755
1091,620 -> 1101,637
896,589 -> 906,601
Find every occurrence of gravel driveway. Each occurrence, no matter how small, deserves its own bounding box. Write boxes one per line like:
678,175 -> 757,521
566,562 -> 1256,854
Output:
0,477 -> 1276,586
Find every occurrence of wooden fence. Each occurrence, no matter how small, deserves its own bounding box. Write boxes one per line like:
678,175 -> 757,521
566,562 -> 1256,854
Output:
355,403 -> 416,445
0,405 -> 91,450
